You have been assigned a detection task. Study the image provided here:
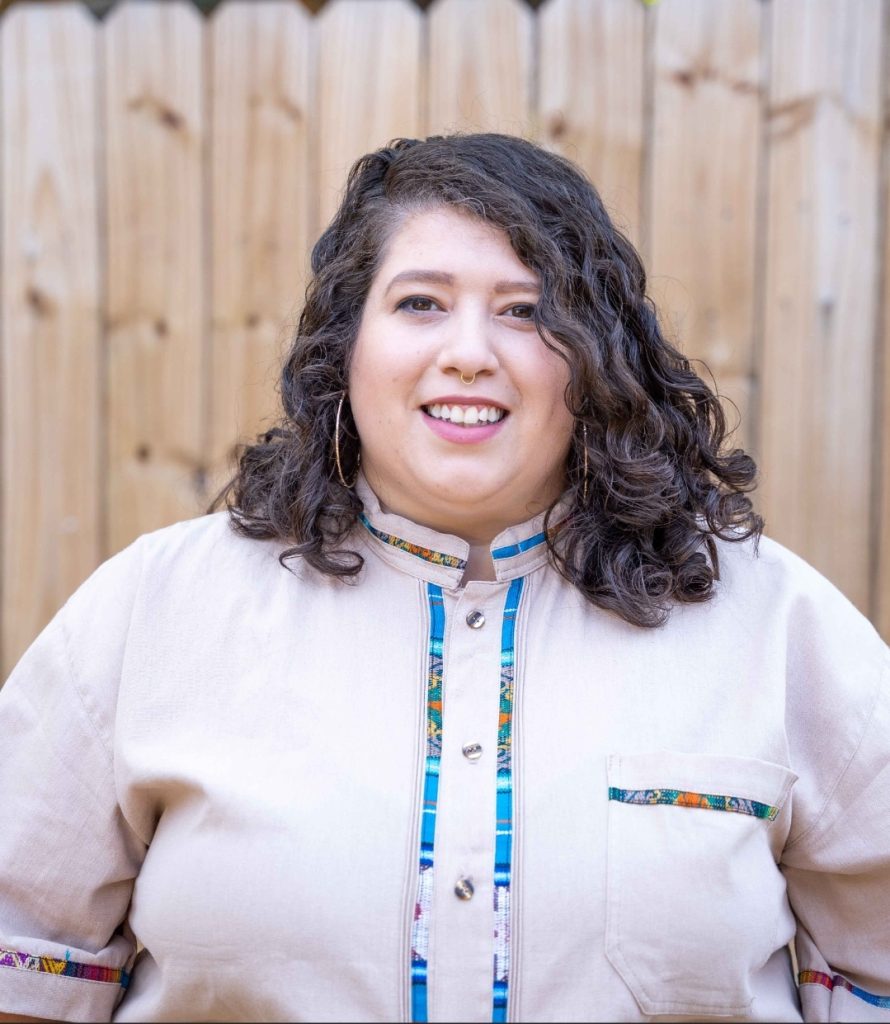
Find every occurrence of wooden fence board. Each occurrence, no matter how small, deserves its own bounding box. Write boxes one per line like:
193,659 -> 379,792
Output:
538,0 -> 645,247
1,3 -> 101,678
427,0 -> 534,139
104,0 -> 206,553
208,1 -> 312,493
760,0 -> 882,614
647,0 -> 762,456
315,0 -> 422,229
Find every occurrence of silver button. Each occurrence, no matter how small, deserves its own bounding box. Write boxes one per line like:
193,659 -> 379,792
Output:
466,610 -> 485,629
462,742 -> 483,761
454,878 -> 475,901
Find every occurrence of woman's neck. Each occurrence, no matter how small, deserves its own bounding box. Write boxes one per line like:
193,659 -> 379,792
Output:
463,543 -> 497,583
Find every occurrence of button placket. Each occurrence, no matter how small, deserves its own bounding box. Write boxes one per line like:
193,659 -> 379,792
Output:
428,587 -> 504,1021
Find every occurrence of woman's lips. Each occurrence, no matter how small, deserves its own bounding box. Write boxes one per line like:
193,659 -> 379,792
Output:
420,407 -> 508,444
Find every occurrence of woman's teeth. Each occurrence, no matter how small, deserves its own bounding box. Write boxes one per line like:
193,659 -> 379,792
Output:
425,403 -> 506,426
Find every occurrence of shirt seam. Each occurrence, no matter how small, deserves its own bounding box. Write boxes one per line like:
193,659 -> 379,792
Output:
783,655 -> 888,852
58,611 -> 116,771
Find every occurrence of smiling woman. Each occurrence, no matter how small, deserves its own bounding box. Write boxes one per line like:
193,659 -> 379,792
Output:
222,134 -> 761,626
0,134 -> 889,1024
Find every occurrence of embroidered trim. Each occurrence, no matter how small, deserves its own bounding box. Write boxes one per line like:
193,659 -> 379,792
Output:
0,948 -> 129,988
608,787 -> 779,821
410,583 -> 445,1022
492,576 -> 525,1023
360,515 -> 467,570
799,970 -> 890,1009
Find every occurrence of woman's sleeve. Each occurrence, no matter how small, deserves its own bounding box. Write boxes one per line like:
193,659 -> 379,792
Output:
0,540 -> 148,1023
780,584 -> 890,1023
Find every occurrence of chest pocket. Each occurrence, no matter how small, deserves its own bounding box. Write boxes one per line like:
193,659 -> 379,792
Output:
605,751 -> 797,1018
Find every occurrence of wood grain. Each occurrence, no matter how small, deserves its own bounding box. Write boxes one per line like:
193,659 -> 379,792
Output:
759,0 -> 883,614
427,0 -> 534,139
104,0 -> 206,554
207,1 -> 312,497
538,0 -> 646,247
315,0 -> 422,229
1,3 -> 101,677
647,0 -> 762,456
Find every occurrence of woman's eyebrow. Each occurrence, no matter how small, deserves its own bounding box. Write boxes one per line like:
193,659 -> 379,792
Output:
383,269 -> 539,296
384,269 -> 454,296
492,278 -> 540,295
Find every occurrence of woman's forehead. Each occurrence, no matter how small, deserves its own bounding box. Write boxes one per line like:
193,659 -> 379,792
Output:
373,206 -> 540,289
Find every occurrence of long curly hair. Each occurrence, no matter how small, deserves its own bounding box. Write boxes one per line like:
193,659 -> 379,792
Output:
210,133 -> 762,627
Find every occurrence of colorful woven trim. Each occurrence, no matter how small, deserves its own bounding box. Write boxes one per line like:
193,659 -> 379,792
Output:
360,514 -> 467,571
0,948 -> 129,988
799,970 -> 890,1009
410,583 -> 445,1022
608,787 -> 779,821
492,576 -> 525,1023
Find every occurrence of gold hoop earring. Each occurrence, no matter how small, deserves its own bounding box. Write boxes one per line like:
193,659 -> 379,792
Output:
334,392 -> 361,488
460,372 -> 476,386
581,423 -> 589,503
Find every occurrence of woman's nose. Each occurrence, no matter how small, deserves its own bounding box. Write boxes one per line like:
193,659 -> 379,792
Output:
435,307 -> 500,380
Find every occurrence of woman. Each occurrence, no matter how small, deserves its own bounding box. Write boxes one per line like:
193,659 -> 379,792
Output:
0,134 -> 888,1024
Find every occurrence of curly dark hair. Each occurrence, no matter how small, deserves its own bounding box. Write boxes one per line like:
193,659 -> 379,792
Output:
210,132 -> 762,628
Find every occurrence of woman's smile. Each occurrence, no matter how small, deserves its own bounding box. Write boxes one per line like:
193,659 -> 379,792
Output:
420,395 -> 509,444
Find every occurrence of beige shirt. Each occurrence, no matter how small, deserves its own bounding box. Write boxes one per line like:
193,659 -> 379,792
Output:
0,482 -> 888,1023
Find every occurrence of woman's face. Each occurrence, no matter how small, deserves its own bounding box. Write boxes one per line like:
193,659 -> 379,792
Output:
349,206 -> 575,543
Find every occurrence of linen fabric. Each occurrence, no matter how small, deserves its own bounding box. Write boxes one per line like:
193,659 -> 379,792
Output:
0,479 -> 888,1023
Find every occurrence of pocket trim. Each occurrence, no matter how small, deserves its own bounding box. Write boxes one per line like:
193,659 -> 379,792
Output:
608,786 -> 779,820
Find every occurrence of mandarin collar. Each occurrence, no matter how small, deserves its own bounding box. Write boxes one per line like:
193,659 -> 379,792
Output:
354,474 -> 569,588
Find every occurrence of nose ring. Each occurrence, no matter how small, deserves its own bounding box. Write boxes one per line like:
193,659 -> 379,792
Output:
460,372 -> 476,386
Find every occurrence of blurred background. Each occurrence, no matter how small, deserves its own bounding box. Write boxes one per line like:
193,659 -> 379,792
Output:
1,0 -> 888,676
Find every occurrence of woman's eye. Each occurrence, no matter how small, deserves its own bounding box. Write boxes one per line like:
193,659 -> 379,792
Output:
505,303 -> 536,320
397,296 -> 440,313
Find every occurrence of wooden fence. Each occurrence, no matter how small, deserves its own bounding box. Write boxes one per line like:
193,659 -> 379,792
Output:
1,0 -> 888,676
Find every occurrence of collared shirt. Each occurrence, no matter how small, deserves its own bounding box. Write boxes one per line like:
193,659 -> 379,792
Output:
1,481 -> 889,1023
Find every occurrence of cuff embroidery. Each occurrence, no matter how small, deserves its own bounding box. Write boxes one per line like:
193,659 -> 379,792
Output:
0,947 -> 130,988
799,970 -> 890,1009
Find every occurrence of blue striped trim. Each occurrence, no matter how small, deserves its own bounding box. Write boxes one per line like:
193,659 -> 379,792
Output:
491,531 -> 547,561
410,583 -> 445,1023
492,577 -> 525,1022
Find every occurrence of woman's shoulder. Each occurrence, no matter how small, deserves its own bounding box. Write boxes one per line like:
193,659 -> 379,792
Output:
707,529 -> 888,700
94,509 -> 294,590
711,529 -> 876,634
50,510 -> 306,645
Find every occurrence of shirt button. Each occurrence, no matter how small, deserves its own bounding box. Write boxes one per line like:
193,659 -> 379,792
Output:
466,610 -> 485,629
462,742 -> 483,761
454,878 -> 475,901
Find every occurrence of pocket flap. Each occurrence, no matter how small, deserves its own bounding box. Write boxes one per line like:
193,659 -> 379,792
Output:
604,751 -> 799,1016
